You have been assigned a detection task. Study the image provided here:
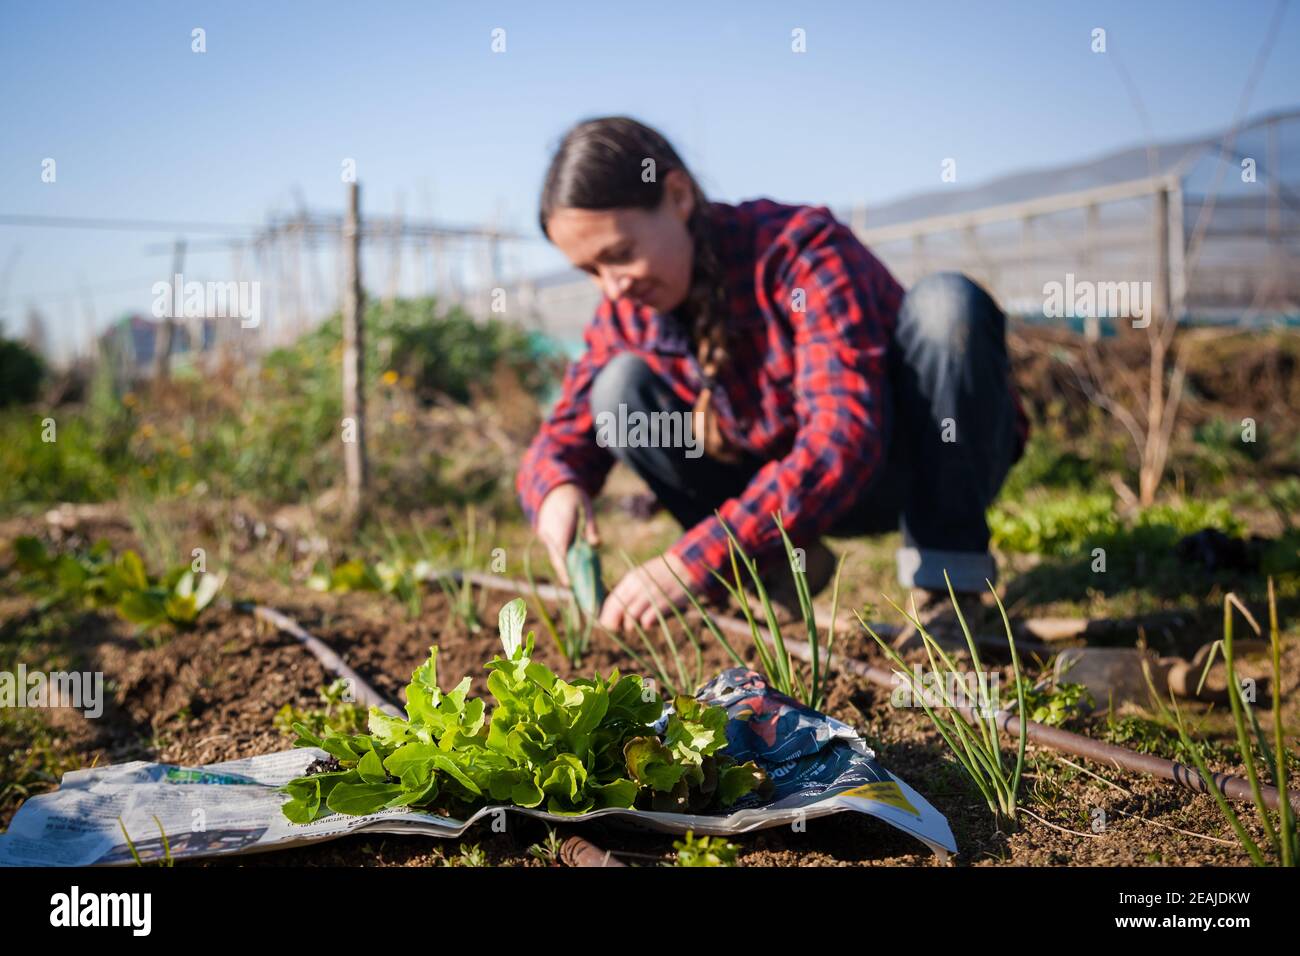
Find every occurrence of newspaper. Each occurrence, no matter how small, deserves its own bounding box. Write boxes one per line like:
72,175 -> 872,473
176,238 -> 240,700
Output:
0,668 -> 957,865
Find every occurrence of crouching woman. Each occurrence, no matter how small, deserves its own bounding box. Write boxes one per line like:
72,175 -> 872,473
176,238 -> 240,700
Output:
518,116 -> 1028,638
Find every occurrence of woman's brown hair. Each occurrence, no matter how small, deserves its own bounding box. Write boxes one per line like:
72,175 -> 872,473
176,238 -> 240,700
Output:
538,116 -> 739,462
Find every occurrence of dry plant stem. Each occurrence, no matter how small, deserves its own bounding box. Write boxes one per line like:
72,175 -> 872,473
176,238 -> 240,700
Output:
1054,755 -> 1131,795
1017,807 -> 1104,840
1110,807 -> 1237,847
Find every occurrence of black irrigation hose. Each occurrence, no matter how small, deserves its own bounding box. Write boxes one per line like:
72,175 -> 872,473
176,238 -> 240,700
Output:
440,571 -> 1300,814
559,833 -> 625,867
778,634 -> 1299,814
234,601 -> 402,716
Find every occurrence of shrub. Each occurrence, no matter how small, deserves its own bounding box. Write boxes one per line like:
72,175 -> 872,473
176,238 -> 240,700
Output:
0,336 -> 45,408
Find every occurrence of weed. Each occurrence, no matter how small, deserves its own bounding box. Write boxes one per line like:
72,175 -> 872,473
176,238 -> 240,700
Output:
670,830 -> 739,867
1012,678 -> 1093,727
527,828 -> 564,866
118,815 -> 174,867
273,678 -> 369,739
11,536 -> 222,641
445,842 -> 488,867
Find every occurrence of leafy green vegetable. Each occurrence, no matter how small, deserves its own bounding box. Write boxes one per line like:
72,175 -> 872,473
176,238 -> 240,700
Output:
1010,678 -> 1093,727
11,536 -> 223,637
279,598 -> 768,823
670,830 -> 740,867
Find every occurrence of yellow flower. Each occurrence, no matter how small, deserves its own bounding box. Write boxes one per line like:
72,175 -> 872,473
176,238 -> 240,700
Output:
122,392 -> 138,408
381,369 -> 400,386
178,443 -> 194,459
138,423 -> 156,440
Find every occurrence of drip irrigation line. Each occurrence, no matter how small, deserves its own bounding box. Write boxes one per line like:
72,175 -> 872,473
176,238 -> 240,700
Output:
434,570 -> 1299,814
233,601 -> 401,716
559,833 -> 625,867
779,632 -> 1297,813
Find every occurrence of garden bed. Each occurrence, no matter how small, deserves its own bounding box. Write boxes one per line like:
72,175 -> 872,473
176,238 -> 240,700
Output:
4,527 -> 1293,867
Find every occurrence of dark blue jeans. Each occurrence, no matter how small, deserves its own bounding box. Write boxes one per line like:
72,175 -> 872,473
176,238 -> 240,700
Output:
589,273 -> 1019,593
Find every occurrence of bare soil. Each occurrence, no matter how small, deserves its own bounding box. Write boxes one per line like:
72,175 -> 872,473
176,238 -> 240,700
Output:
4,525 -> 1295,867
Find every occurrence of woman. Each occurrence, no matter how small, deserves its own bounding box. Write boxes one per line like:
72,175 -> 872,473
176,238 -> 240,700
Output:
518,116 -> 1028,638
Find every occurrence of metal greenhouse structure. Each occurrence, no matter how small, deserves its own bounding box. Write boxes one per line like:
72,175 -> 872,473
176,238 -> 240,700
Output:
506,109 -> 1300,341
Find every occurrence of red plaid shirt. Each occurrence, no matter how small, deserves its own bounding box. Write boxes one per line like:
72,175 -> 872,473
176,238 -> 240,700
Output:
517,198 -> 1026,602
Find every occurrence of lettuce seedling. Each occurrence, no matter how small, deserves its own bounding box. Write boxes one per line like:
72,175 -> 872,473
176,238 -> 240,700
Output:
280,598 -> 768,823
13,536 -> 222,637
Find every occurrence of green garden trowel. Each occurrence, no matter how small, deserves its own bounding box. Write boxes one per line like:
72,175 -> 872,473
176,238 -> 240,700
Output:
566,514 -> 606,618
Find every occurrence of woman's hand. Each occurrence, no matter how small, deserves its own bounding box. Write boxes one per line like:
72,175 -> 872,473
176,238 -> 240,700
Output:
536,483 -> 600,586
599,550 -> 692,637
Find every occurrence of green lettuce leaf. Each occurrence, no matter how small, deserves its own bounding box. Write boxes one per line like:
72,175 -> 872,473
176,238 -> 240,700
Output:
624,736 -> 686,791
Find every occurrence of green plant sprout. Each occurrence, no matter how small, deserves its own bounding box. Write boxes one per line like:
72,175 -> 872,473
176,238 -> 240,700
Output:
274,677 -> 370,739
13,536 -> 222,643
527,828 -> 564,865
695,512 -> 846,711
670,830 -> 740,867
443,842 -> 487,867
1010,677 -> 1094,727
118,815 -> 174,867
432,505 -> 485,633
279,598 -> 769,822
857,574 -> 1027,828
1148,582 -> 1295,867
524,541 -> 593,667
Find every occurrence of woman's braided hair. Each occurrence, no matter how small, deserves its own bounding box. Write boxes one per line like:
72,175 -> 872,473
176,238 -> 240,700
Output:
538,116 -> 739,462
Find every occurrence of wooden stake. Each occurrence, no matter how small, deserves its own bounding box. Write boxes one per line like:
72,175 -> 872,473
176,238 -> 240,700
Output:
342,182 -> 368,524
151,238 -> 185,381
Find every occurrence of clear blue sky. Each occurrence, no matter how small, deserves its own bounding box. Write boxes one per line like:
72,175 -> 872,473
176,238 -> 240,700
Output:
1,0 -> 1297,358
